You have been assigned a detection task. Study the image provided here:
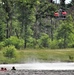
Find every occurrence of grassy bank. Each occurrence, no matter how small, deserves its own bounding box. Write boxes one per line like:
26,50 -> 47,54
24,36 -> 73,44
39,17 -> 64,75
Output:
19,48 -> 74,63
0,48 -> 74,63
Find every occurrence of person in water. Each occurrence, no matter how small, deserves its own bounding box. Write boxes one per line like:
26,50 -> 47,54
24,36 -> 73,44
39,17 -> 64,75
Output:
0,67 -> 7,71
11,66 -> 16,70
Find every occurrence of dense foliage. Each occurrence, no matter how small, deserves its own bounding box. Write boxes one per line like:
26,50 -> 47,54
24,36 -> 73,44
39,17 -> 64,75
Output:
2,45 -> 20,63
0,0 -> 73,49
3,45 -> 17,58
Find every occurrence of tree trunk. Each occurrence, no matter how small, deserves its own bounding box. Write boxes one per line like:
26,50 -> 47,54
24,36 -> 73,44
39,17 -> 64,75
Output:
6,19 -> 9,38
50,18 -> 53,41
60,0 -> 65,9
24,24 -> 27,48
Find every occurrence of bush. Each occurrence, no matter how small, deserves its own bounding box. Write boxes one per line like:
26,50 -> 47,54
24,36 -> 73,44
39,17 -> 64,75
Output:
0,42 -> 5,50
37,33 -> 50,48
4,36 -> 24,49
3,45 -> 17,58
50,40 -> 59,49
27,37 -> 37,48
58,39 -> 65,48
68,34 -> 74,48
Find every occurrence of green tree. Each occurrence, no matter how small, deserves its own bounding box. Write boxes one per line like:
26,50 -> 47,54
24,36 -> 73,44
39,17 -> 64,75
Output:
0,21 -> 5,41
49,0 -> 54,3
71,0 -> 74,5
56,15 -> 74,48
60,0 -> 66,9
17,0 -> 38,48
0,2 -> 5,41
33,0 -> 57,40
38,33 -> 50,48
2,0 -> 16,38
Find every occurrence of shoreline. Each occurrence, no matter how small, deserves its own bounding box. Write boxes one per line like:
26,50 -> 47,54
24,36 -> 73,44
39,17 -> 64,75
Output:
0,70 -> 74,75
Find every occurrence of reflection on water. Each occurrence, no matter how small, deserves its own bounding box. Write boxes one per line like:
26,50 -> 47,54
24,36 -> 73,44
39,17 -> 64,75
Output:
0,62 -> 74,70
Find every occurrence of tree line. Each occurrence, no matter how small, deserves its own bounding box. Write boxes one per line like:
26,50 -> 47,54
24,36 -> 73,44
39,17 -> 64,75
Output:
0,0 -> 74,49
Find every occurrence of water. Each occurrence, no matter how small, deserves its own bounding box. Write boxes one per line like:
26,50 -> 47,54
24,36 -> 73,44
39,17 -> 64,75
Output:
0,62 -> 74,70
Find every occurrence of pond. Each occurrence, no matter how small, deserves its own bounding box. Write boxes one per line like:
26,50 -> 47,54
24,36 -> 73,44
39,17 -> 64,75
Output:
0,62 -> 74,70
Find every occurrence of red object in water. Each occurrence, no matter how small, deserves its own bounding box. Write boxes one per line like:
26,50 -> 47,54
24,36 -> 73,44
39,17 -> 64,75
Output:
62,11 -> 67,15
4,68 -> 7,71
0,67 -> 4,71
54,12 -> 59,17
0,67 -> 7,71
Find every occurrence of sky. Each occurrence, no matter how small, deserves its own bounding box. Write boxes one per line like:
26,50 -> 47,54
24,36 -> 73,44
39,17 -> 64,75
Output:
53,0 -> 72,4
